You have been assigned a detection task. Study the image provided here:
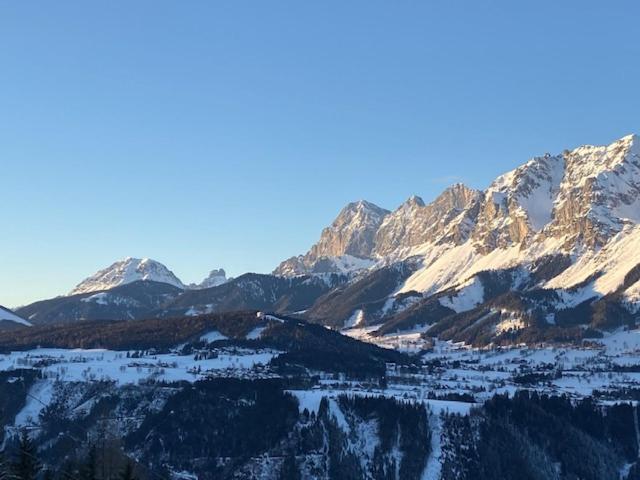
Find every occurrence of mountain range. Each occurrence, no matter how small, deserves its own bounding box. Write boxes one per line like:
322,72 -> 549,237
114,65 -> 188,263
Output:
4,133 -> 640,480
9,134 -> 640,347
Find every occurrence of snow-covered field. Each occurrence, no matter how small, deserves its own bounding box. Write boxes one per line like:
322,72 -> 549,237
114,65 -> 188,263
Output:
0,346 -> 277,385
7,324 -> 640,441
344,326 -> 640,404
1,334 -> 280,432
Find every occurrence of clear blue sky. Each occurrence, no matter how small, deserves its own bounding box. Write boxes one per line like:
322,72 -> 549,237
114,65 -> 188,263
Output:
2,1 -> 639,307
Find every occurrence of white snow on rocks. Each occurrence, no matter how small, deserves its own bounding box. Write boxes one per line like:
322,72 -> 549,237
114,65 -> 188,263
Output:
188,269 -> 228,289
199,330 -> 228,343
272,134 -> 640,316
546,225 -> 640,294
70,257 -> 185,295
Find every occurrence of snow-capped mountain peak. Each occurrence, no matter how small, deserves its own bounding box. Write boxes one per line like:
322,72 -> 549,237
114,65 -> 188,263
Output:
544,132 -> 640,248
70,257 -> 185,295
373,183 -> 481,258
400,195 -> 426,209
273,200 -> 390,276
274,134 -> 640,327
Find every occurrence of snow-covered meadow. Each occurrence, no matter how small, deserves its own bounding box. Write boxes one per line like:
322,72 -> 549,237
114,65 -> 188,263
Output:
342,325 -> 640,405
7,322 -> 640,442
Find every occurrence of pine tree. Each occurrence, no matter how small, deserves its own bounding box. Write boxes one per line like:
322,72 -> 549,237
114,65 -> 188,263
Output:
119,462 -> 136,480
12,430 -> 40,480
279,454 -> 301,480
41,470 -> 54,480
0,450 -> 13,480
79,445 -> 98,480
57,461 -> 76,480
154,464 -> 171,480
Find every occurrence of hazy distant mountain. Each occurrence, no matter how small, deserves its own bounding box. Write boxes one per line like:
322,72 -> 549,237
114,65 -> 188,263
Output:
187,268 -> 228,289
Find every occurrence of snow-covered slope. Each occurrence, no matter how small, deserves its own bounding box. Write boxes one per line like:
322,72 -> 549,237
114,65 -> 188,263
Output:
398,135 -> 640,294
70,257 -> 185,295
276,135 -> 640,281
0,305 -> 32,327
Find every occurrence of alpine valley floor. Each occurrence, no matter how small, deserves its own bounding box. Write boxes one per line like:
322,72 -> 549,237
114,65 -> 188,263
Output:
3,312 -> 640,479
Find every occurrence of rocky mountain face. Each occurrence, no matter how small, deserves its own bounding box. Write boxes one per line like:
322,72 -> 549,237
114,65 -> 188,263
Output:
373,184 -> 481,258
270,134 -> 640,342
308,200 -> 391,258
546,134 -> 640,248
273,188 -> 483,276
277,134 -> 640,276
470,152 -> 565,253
469,134 -> 640,253
70,257 -> 185,294
274,200 -> 389,276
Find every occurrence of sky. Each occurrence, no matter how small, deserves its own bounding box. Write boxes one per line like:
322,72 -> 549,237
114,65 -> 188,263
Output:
2,1 -> 640,307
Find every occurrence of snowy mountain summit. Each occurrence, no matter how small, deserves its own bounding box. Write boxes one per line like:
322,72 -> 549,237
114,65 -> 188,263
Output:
274,200 -> 389,276
276,133 -> 640,276
70,257 -> 185,295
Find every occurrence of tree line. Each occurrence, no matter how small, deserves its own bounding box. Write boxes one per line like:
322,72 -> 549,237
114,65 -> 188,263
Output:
1,430 -> 144,480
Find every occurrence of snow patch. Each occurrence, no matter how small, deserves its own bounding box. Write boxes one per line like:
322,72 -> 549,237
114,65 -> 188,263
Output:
328,399 -> 349,431
343,309 -> 365,329
199,330 -> 228,343
246,326 -> 267,340
421,414 -> 442,480
495,316 -> 525,334
0,306 -> 32,327
439,277 -> 484,313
